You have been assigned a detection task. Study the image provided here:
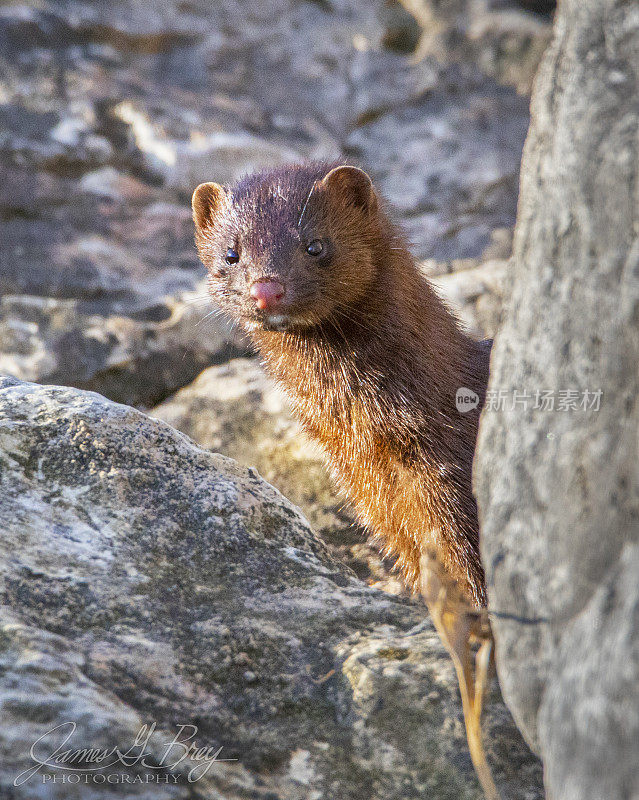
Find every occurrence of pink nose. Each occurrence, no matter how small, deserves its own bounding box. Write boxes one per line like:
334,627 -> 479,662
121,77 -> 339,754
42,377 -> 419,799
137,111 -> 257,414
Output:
250,279 -> 285,311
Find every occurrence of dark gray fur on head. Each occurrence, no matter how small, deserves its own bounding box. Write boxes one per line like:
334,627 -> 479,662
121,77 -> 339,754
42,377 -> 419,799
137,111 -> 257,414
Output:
228,161 -> 342,251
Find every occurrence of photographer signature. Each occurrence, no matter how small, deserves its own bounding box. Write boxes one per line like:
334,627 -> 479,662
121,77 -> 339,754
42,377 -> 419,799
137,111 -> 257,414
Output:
14,721 -> 237,786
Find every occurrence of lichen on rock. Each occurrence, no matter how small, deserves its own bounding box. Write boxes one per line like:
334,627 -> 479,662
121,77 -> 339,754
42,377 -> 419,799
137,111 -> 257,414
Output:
0,377 -> 542,799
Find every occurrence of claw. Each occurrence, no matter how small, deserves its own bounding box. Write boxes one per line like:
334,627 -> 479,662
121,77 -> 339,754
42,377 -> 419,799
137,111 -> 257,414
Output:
420,551 -> 501,800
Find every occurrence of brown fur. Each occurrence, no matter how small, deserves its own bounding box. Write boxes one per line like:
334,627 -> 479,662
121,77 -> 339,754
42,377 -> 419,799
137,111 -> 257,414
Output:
193,162 -> 489,607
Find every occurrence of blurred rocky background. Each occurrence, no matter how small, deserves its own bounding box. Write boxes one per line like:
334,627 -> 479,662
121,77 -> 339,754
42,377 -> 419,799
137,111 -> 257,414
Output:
0,0 -> 553,589
0,1 -> 556,796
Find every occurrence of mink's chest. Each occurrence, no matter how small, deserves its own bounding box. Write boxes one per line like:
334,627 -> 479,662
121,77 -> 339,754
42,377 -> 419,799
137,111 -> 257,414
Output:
288,381 -> 438,509
264,339 -> 475,590
273,346 -> 429,478
291,381 -> 446,586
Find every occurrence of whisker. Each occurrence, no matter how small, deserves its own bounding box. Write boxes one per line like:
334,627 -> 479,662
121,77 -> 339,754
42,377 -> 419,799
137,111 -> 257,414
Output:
194,309 -> 222,327
183,293 -> 212,305
297,182 -> 316,228
323,298 -> 373,334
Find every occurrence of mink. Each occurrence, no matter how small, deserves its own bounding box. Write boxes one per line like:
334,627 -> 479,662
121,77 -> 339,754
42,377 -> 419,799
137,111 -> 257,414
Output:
192,162 -> 490,607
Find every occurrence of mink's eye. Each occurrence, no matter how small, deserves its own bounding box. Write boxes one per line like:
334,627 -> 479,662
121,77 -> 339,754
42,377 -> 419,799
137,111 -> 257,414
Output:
225,247 -> 239,265
306,239 -> 324,257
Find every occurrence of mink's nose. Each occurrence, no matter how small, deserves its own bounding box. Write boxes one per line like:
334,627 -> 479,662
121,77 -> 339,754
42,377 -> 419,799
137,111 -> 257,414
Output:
250,279 -> 285,311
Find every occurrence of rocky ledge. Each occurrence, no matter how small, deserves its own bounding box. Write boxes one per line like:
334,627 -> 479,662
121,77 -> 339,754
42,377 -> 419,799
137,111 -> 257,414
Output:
0,377 -> 541,799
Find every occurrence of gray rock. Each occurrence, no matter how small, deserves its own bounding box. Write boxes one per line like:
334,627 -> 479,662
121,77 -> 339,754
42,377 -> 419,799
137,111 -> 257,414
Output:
0,377 -> 542,799
475,1 -> 639,798
150,357 -> 402,591
166,132 -> 301,194
348,72 -> 529,259
401,0 -> 553,94
112,103 -> 301,193
0,160 -> 247,404
0,286 -> 249,408
0,170 -> 201,308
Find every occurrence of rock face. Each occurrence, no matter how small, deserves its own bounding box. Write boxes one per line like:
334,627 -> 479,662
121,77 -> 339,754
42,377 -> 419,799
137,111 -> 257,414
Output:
0,0 -> 551,407
398,0 -> 553,94
475,1 -> 639,798
0,377 -> 543,799
345,71 -> 529,260
150,358 -> 402,592
428,256 -> 508,339
0,285 -> 249,408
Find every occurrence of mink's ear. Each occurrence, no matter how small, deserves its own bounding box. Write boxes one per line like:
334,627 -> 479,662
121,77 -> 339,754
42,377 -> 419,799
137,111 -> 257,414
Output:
320,166 -> 377,214
192,182 -> 224,230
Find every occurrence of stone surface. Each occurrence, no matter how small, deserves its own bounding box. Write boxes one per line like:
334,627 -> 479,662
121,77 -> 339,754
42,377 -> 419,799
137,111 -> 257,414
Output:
0,0 -> 536,400
475,1 -> 639,798
0,284 -> 250,408
399,0 -> 553,94
0,172 -> 200,308
0,377 -> 543,799
346,70 -> 529,260
151,357 -> 402,591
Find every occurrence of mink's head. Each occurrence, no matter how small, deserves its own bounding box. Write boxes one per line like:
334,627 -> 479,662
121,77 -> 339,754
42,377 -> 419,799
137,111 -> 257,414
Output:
192,162 -> 381,333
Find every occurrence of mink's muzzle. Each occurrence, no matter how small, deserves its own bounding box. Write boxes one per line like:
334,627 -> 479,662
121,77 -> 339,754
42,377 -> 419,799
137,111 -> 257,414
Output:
208,266 -> 329,334
208,282 -> 313,334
